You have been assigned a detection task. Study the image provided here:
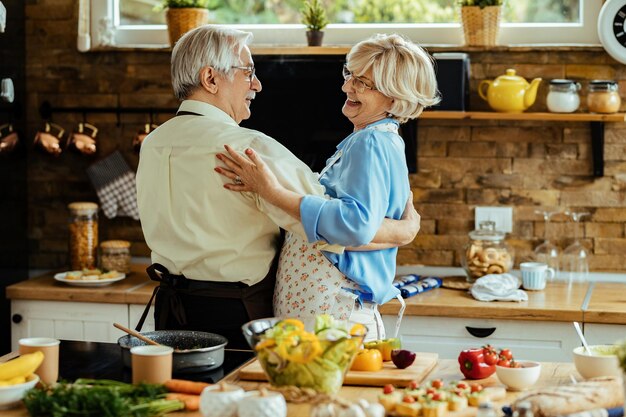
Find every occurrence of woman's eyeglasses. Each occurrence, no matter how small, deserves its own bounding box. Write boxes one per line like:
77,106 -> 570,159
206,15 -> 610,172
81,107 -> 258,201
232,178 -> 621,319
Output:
342,64 -> 377,94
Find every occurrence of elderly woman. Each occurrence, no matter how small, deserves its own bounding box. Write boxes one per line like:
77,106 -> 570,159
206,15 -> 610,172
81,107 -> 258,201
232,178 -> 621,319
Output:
217,34 -> 440,340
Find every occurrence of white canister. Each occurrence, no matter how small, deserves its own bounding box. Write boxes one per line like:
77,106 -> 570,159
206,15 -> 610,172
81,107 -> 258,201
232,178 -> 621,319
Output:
199,384 -> 245,417
546,79 -> 581,113
237,390 -> 287,417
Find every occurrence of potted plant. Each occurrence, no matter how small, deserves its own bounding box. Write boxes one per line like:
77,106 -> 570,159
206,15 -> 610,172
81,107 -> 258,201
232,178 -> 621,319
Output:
458,0 -> 503,46
301,0 -> 329,47
160,0 -> 220,46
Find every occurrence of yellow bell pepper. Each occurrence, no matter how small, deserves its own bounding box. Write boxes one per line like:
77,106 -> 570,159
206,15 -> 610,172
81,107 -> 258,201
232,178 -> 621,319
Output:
350,349 -> 383,372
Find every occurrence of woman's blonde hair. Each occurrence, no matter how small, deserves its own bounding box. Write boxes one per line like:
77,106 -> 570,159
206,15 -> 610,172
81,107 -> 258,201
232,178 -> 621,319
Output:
171,25 -> 253,101
346,34 -> 440,123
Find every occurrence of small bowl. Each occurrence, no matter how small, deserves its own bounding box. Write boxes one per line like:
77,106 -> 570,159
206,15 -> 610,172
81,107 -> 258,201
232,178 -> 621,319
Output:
573,345 -> 620,379
495,361 -> 541,391
0,374 -> 39,410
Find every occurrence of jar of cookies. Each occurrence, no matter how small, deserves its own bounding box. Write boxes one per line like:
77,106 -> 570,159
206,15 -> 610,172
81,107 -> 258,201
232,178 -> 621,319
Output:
68,202 -> 98,270
100,240 -> 131,273
462,220 -> 513,283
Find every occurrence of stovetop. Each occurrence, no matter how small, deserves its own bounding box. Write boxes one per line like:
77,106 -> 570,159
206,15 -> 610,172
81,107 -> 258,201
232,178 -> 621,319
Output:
58,340 -> 254,384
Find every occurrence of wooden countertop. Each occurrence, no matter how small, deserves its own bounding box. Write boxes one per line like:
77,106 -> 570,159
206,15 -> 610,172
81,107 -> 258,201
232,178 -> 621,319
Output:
7,267 -> 626,323
2,359 -> 580,417
584,282 -> 626,325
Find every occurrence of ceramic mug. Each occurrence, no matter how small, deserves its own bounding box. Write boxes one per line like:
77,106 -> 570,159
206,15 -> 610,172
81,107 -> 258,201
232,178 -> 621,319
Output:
18,337 -> 60,385
520,262 -> 555,290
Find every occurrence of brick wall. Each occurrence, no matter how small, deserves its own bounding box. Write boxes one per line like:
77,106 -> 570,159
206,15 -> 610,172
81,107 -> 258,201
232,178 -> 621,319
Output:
24,1 -> 626,272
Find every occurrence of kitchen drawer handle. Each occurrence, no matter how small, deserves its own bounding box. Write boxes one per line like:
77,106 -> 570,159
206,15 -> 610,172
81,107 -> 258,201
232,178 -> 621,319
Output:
11,314 -> 22,324
465,326 -> 496,338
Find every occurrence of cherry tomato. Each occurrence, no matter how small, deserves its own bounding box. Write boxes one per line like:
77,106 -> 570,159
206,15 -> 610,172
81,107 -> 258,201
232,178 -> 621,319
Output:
510,360 -> 522,368
383,384 -> 395,394
457,382 -> 468,390
431,379 -> 444,389
432,393 -> 443,401
470,383 -> 483,393
426,388 -> 437,395
499,348 -> 513,360
403,395 -> 416,403
408,380 -> 420,390
484,349 -> 498,365
497,357 -> 511,367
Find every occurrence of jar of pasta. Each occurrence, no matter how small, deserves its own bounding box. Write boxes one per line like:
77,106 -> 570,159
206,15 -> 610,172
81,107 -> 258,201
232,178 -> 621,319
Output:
68,202 -> 98,270
587,80 -> 621,114
462,220 -> 513,283
100,240 -> 131,273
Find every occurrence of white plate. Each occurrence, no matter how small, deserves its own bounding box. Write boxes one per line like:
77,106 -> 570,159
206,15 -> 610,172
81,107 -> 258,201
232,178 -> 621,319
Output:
54,272 -> 126,287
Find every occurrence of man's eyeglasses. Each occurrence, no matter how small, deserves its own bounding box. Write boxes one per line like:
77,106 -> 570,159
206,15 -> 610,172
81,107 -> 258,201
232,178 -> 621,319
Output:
342,64 -> 377,94
231,65 -> 256,82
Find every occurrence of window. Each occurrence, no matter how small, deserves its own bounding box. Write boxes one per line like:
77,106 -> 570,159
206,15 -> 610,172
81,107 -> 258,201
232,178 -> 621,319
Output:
87,0 -> 601,48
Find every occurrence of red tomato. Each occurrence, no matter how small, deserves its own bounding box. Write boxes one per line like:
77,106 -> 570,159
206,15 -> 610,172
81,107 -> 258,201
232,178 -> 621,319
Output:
497,357 -> 511,367
470,383 -> 483,393
484,350 -> 498,365
408,380 -> 420,390
510,360 -> 522,368
403,395 -> 416,403
426,388 -> 437,395
457,382 -> 468,390
383,384 -> 395,394
432,393 -> 443,401
431,379 -> 444,389
499,348 -> 513,360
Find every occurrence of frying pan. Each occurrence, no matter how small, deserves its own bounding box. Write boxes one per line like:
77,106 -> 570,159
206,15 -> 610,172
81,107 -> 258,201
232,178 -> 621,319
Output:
118,330 -> 228,373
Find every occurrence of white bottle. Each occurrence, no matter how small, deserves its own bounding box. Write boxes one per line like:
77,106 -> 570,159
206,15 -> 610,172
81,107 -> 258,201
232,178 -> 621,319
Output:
546,79 -> 581,113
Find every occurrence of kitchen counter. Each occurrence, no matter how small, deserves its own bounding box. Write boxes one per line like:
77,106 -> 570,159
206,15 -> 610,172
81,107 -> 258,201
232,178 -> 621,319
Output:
9,265 -> 625,323
1,340 -> 582,417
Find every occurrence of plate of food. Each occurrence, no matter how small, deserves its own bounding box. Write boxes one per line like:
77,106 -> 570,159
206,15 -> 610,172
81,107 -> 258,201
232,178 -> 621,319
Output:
54,269 -> 126,287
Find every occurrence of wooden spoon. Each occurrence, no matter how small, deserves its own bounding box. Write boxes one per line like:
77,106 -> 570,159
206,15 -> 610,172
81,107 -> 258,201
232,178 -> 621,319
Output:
113,322 -> 161,347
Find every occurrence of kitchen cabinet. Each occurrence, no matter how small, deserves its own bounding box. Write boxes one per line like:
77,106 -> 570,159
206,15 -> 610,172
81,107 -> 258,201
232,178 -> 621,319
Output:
10,300 -> 128,350
583,323 -> 626,345
381,315 -> 580,362
128,304 -> 155,333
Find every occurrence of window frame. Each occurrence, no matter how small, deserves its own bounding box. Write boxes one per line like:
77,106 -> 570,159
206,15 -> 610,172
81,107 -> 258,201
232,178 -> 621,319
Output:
87,0 -> 601,49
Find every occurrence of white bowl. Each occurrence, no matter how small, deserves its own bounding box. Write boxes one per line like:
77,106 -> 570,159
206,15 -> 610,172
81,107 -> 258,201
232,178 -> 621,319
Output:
495,361 -> 541,391
0,374 -> 39,410
573,345 -> 620,379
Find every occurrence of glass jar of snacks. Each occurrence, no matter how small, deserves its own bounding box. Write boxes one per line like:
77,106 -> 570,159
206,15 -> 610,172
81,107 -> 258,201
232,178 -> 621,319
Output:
68,202 -> 98,270
100,240 -> 131,273
587,80 -> 621,114
462,220 -> 513,283
546,79 -> 580,113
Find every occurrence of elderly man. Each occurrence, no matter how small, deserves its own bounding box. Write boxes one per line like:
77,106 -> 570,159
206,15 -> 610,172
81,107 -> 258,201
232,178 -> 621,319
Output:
136,25 -> 418,349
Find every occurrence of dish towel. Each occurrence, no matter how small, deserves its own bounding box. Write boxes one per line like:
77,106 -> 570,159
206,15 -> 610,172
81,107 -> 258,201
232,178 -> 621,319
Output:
470,273 -> 528,302
86,151 -> 139,220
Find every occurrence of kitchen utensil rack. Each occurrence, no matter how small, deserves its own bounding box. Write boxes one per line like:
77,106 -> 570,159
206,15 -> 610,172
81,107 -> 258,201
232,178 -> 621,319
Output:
417,111 -> 626,177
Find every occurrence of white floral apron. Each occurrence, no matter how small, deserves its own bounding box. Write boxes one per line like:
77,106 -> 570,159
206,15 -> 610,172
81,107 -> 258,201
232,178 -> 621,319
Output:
273,121 -> 407,342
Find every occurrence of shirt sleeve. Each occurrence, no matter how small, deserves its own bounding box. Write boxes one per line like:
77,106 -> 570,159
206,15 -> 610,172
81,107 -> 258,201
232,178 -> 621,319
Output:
300,131 -> 391,247
239,135 -> 344,254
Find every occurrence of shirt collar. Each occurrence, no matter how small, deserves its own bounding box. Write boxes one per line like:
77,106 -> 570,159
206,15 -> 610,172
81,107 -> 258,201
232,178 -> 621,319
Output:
178,100 -> 239,127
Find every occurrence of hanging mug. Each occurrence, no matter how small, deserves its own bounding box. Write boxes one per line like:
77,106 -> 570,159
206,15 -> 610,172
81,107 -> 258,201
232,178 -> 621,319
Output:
34,122 -> 65,156
69,122 -> 98,155
0,123 -> 18,155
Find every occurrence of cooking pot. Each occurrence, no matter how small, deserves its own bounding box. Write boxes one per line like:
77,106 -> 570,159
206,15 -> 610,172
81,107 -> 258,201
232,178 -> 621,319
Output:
118,330 -> 228,373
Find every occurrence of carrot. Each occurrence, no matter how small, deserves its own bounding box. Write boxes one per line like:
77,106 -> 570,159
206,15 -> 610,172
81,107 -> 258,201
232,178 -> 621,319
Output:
164,379 -> 211,395
165,393 -> 201,411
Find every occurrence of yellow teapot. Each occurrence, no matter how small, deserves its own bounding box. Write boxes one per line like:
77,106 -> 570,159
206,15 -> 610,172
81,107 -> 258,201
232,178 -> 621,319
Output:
478,69 -> 542,113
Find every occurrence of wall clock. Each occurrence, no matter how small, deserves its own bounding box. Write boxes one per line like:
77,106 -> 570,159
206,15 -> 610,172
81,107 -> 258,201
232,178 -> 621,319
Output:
599,0 -> 626,64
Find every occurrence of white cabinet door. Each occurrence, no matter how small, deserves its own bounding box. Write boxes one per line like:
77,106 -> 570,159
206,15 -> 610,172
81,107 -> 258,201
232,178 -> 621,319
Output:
583,323 -> 626,345
11,300 -> 128,350
129,304 -> 155,333
382,315 -> 579,362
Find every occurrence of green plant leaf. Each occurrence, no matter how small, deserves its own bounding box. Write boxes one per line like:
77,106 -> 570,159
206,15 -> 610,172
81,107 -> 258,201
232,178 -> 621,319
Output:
301,0 -> 329,31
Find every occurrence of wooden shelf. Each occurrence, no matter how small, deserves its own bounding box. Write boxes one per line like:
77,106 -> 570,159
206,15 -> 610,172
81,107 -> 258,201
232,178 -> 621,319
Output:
420,111 -> 626,122
414,112 -> 626,178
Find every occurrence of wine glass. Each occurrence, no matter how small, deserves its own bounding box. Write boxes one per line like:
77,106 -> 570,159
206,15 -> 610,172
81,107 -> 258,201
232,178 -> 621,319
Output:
561,211 -> 590,284
533,210 -> 560,277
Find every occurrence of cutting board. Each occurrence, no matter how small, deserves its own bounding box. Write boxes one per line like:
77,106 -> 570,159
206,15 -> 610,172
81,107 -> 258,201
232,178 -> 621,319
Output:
239,351 -> 438,387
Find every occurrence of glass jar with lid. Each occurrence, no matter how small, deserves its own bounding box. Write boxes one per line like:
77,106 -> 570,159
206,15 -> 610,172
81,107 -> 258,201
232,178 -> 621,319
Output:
462,220 -> 513,283
68,202 -> 98,270
546,79 -> 580,113
100,240 -> 131,273
587,80 -> 621,114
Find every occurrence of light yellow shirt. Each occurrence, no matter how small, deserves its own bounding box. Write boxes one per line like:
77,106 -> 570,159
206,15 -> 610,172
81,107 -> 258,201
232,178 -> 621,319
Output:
136,100 -> 337,285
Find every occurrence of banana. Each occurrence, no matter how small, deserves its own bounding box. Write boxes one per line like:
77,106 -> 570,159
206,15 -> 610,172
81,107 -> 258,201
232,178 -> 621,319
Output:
0,375 -> 27,386
0,351 -> 44,381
